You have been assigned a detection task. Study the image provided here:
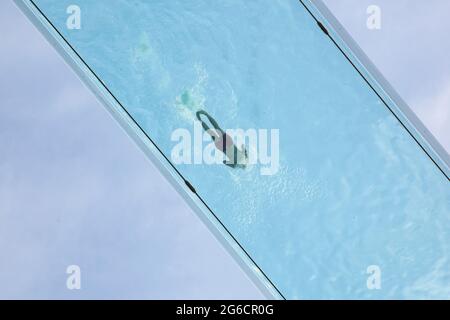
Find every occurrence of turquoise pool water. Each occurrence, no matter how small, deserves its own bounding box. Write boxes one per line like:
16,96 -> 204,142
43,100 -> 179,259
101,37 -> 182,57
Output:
30,0 -> 450,299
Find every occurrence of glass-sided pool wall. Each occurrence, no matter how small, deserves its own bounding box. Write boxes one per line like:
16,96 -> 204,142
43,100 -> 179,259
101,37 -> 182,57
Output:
20,0 -> 450,299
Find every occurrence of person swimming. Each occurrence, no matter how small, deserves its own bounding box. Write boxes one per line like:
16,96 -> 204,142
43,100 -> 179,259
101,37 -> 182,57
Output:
196,110 -> 248,169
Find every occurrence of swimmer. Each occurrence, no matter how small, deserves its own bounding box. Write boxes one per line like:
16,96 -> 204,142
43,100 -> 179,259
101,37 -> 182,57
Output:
196,110 -> 248,169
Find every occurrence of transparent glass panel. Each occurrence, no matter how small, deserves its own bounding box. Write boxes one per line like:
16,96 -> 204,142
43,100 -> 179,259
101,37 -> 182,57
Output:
23,0 -> 450,299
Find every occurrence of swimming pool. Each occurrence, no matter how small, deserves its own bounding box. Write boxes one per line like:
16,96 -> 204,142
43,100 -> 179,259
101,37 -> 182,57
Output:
19,0 -> 450,299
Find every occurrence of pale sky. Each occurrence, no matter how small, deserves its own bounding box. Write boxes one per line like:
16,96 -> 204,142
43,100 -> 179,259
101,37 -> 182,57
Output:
0,0 -> 448,299
323,0 -> 450,152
